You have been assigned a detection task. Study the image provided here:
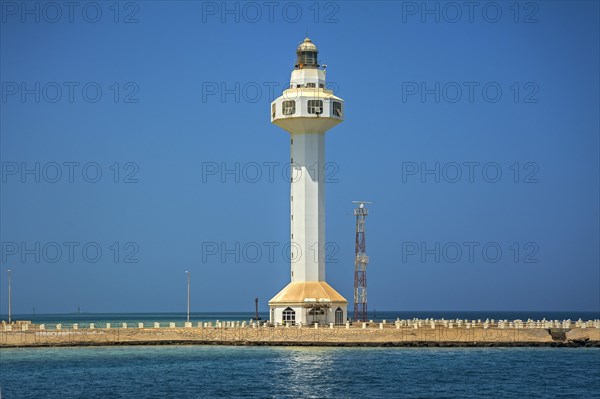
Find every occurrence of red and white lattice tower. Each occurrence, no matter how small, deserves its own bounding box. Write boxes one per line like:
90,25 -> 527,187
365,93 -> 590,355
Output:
353,201 -> 371,322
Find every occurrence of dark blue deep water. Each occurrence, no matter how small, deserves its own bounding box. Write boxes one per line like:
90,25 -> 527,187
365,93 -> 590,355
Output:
1,346 -> 599,398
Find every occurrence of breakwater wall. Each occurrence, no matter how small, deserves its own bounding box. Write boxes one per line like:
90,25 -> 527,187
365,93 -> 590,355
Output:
2,318 -> 599,348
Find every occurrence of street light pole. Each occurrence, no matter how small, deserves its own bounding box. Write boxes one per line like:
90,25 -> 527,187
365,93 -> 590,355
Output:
7,269 -> 12,324
185,271 -> 190,323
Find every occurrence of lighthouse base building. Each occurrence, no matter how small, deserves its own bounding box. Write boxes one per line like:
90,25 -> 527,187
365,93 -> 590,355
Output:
270,281 -> 347,325
268,38 -> 348,325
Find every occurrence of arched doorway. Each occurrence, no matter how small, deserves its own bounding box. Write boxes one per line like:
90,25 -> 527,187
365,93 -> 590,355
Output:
282,307 -> 295,325
335,307 -> 343,325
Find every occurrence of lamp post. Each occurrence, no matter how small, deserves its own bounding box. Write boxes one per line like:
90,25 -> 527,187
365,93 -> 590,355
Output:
185,271 -> 190,323
7,269 -> 12,324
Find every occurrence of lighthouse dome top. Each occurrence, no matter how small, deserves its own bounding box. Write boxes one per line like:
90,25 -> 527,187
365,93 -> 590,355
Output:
295,37 -> 319,69
297,37 -> 318,52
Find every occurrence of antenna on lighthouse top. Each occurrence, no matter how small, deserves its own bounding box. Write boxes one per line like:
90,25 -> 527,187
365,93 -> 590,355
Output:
352,201 -> 373,209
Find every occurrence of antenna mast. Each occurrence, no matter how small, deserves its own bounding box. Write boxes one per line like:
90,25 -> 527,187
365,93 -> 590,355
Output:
352,201 -> 371,322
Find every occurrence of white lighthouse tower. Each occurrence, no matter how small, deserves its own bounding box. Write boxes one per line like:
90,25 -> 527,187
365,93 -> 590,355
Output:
268,38 -> 348,326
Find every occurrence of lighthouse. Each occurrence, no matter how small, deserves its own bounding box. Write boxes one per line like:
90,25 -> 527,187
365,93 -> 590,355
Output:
268,38 -> 348,326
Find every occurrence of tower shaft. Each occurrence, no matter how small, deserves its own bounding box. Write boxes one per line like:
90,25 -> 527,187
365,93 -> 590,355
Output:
290,132 -> 326,282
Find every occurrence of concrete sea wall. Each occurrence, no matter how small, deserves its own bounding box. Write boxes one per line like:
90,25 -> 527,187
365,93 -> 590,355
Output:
2,319 -> 599,348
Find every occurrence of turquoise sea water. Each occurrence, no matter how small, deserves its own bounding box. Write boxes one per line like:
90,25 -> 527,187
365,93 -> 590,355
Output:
1,346 -> 599,398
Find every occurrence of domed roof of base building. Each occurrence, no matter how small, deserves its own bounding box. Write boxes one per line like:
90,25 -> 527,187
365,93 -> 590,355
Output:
269,281 -> 347,305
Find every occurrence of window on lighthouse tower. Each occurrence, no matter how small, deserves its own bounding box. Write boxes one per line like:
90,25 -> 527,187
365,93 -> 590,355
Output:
307,100 -> 323,114
282,100 -> 295,115
333,101 -> 343,117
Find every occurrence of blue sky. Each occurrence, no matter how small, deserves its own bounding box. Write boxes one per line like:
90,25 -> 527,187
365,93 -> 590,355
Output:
1,1 -> 598,314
